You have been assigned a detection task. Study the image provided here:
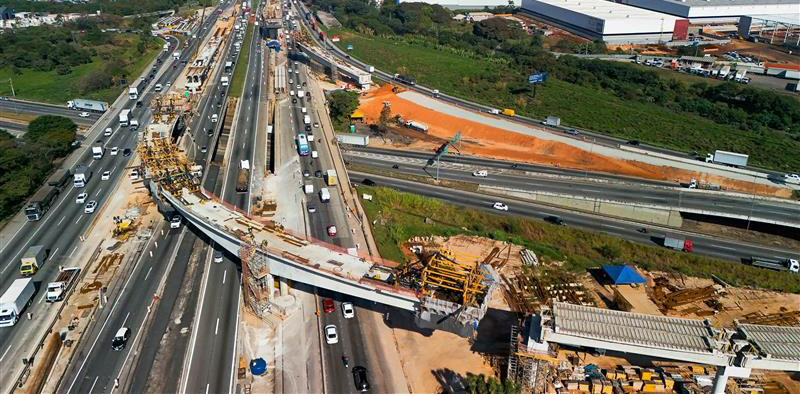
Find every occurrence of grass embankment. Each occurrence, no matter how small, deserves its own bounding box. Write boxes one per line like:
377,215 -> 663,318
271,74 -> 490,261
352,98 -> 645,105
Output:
228,23 -> 254,98
0,34 -> 161,104
360,186 -> 800,294
332,30 -> 800,171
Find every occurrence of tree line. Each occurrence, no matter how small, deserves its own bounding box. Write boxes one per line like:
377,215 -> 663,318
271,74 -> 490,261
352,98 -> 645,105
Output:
310,0 -> 800,147
0,116 -> 77,221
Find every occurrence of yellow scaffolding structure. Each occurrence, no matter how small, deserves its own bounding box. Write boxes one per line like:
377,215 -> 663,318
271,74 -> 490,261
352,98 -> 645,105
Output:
136,135 -> 200,196
419,249 -> 488,307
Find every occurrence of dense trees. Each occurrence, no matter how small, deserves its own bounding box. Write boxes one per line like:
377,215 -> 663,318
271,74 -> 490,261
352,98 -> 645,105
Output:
0,25 -> 93,73
0,116 -> 76,220
327,90 -> 360,131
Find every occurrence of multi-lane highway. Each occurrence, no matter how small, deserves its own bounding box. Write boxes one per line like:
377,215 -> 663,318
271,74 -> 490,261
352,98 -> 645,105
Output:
0,30 -> 199,391
0,98 -> 100,125
344,147 -> 800,227
182,7 -> 264,394
347,172 -> 798,263
52,9 -> 232,393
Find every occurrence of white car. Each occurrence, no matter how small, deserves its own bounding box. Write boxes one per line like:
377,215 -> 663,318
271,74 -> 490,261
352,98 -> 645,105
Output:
110,147 -> 119,156
324,325 -> 338,344
75,192 -> 88,204
84,200 -> 97,213
104,127 -> 112,136
472,170 -> 488,177
79,112 -> 90,118
101,171 -> 111,180
130,169 -> 139,180
493,202 -> 509,211
170,215 -> 182,228
341,302 -> 355,319
211,114 -> 218,123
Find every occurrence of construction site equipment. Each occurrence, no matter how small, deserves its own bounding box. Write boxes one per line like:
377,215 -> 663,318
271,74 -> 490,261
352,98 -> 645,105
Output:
501,269 -> 594,315
113,216 -> 136,239
137,135 -> 201,197
404,249 -> 489,307
651,277 -> 721,311
240,243 -> 272,317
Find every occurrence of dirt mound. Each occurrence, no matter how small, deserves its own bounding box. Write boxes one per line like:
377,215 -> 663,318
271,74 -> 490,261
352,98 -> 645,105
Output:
358,86 -> 790,197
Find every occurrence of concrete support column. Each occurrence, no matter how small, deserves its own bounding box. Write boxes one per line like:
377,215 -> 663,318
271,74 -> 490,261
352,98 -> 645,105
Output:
279,277 -> 289,296
267,273 -> 276,301
712,366 -> 730,394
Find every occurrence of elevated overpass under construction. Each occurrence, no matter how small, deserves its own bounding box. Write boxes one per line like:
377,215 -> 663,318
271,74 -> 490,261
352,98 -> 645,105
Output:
134,131 -> 498,336
518,302 -> 800,393
295,42 -> 371,90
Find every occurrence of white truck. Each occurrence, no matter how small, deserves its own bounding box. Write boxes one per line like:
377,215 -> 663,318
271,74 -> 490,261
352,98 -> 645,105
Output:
129,119 -> 140,131
748,256 -> 800,273
67,98 -> 109,113
705,150 -> 749,168
74,165 -> 91,187
319,187 -> 330,203
544,116 -> 561,127
221,76 -> 229,86
0,278 -> 35,327
128,87 -> 139,100
119,109 -> 131,127
92,146 -> 104,160
304,184 -> 314,194
297,90 -> 305,98
303,115 -> 311,125
46,267 -> 81,302
404,120 -> 428,133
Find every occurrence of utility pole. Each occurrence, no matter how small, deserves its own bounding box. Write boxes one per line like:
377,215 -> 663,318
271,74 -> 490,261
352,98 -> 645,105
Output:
9,78 -> 15,96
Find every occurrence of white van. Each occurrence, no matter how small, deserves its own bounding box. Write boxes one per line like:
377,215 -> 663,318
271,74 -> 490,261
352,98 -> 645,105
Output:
211,114 -> 218,123
154,84 -> 163,92
301,107 -> 307,114
304,184 -> 314,194
290,90 -> 295,96
311,150 -> 318,159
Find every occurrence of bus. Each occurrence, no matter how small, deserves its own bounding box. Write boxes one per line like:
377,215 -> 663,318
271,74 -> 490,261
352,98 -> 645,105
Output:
297,133 -> 309,156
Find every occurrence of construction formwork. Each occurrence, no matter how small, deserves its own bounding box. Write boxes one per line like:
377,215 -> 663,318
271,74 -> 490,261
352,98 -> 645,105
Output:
240,243 -> 273,317
137,133 -> 201,197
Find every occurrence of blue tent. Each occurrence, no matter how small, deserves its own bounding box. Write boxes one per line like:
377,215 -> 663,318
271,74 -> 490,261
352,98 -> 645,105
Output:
250,358 -> 267,376
603,265 -> 646,285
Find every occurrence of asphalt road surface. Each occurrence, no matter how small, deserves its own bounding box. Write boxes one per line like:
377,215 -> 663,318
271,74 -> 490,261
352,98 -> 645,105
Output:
347,172 -> 800,263
344,149 -> 800,227
182,8 -> 264,394
0,31 -> 199,389
0,98 -> 100,126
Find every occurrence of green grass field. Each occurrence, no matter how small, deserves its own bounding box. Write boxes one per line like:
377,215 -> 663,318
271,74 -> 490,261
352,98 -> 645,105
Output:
360,186 -> 800,293
0,35 -> 161,104
228,23 -> 254,98
333,30 -> 800,171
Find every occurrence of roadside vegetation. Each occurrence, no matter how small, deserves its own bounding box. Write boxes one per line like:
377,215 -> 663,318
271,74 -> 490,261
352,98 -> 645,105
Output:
228,23 -> 254,98
0,0 -> 195,16
359,186 -> 800,293
312,0 -> 800,171
326,90 -> 359,132
0,116 -> 77,221
0,16 -> 162,103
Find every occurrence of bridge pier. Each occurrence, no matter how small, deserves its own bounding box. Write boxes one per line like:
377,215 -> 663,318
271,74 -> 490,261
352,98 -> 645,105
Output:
279,276 -> 290,296
712,365 -> 752,394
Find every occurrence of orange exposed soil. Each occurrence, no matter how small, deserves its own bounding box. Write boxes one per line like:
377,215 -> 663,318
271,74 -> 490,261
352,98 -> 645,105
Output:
358,85 -> 791,198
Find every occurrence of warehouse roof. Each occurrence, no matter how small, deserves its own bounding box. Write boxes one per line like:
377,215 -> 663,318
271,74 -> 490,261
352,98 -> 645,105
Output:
531,0 -> 678,20
642,0 -> 796,7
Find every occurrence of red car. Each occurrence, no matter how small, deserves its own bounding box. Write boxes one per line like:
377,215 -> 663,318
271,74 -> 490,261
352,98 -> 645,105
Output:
322,298 -> 334,313
327,225 -> 337,237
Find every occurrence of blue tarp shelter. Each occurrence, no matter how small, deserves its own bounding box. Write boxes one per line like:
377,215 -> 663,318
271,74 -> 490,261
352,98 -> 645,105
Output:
602,265 -> 646,285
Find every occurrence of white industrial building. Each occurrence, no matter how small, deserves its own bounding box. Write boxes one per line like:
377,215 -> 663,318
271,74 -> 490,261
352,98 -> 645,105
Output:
617,0 -> 798,20
521,0 -> 680,44
397,0 -> 520,9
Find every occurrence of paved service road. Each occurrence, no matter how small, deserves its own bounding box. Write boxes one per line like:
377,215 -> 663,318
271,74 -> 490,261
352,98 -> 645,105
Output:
344,148 -> 800,227
0,98 -> 100,125
347,172 -> 799,263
